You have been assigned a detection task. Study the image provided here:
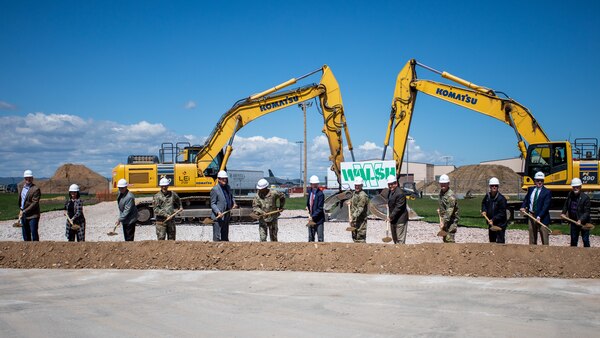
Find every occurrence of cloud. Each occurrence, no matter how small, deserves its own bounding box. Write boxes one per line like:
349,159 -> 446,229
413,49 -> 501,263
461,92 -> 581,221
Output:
0,101 -> 17,110
0,112 -> 449,180
184,100 -> 197,109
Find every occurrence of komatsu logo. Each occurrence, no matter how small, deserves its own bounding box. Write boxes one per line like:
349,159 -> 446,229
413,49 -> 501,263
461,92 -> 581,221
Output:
260,96 -> 299,111
435,88 -> 478,105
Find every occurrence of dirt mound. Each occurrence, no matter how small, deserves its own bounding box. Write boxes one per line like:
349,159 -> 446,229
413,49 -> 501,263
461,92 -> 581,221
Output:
1,241 -> 598,278
425,164 -> 522,194
37,164 -> 109,194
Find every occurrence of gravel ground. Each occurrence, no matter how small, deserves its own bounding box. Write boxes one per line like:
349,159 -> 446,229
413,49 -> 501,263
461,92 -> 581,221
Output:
1,201 -> 598,246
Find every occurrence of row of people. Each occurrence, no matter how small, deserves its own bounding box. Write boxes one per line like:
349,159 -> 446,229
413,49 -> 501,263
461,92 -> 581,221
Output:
15,169 -> 592,247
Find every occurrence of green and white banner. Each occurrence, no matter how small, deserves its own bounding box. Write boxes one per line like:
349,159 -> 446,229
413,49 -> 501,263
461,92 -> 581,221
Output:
340,160 -> 396,190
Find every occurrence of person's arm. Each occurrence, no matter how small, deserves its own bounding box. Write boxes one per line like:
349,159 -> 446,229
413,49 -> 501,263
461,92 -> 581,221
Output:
278,192 -> 286,210
311,192 -> 324,218
173,192 -> 182,210
443,196 -> 457,224
210,188 -> 221,215
352,195 -> 367,220
252,196 -> 263,215
561,193 -> 569,215
537,189 -> 552,221
481,195 -> 487,214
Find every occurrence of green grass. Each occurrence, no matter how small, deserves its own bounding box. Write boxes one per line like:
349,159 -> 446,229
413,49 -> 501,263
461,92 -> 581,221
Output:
0,194 -> 100,221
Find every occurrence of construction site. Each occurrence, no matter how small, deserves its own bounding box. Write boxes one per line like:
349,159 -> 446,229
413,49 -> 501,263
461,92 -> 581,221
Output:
2,2 -> 600,333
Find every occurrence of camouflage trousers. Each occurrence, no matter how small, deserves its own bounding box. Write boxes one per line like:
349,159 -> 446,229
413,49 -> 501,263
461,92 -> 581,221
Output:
259,220 -> 278,242
442,221 -> 458,243
156,220 -> 176,240
351,221 -> 367,243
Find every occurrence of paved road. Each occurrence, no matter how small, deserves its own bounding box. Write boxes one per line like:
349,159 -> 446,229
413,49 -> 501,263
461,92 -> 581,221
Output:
0,269 -> 599,337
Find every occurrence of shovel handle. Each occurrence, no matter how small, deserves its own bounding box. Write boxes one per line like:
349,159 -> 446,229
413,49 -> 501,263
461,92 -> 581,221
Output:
164,208 -> 184,223
523,211 -> 552,232
64,212 -> 74,225
482,212 -> 492,224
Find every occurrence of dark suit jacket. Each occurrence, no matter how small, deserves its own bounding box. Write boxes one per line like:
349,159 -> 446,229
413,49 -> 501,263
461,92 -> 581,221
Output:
210,183 -> 236,220
562,191 -> 591,224
521,186 -> 552,225
17,183 -> 41,219
306,188 -> 325,224
387,188 -> 408,224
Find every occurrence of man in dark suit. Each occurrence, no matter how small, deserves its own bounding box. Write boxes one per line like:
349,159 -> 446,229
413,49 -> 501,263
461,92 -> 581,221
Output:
386,175 -> 408,244
306,175 -> 325,242
520,171 -> 552,245
17,169 -> 41,241
561,178 -> 591,247
210,170 -> 237,241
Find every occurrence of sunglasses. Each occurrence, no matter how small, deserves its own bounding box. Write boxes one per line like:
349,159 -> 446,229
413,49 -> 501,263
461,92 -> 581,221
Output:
490,185 -> 498,188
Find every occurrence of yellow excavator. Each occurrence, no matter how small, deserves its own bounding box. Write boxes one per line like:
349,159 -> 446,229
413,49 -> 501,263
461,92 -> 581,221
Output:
382,59 -> 600,220
112,65 -> 355,223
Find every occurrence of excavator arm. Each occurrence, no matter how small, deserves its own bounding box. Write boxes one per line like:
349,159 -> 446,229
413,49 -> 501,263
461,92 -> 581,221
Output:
382,59 -> 551,174
196,65 -> 354,185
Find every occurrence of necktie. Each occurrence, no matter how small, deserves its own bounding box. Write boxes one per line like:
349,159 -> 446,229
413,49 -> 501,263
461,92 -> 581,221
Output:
310,192 -> 315,212
533,188 -> 539,212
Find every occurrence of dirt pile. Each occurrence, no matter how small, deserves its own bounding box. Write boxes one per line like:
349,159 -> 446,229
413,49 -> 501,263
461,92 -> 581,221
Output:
1,241 -> 598,278
424,164 -> 522,194
37,164 -> 109,194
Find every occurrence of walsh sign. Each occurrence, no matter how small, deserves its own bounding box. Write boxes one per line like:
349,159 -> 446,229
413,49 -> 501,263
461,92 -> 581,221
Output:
340,160 -> 396,190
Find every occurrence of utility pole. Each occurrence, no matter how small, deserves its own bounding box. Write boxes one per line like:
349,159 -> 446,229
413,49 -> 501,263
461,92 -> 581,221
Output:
441,156 -> 452,165
299,101 -> 312,196
295,141 -> 303,193
406,136 -> 414,182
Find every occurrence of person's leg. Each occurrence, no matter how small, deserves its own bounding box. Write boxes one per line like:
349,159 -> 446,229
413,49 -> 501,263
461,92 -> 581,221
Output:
21,218 -> 31,241
156,222 -> 167,240
570,224 -> 579,247
355,223 -> 367,243
167,221 -> 176,240
489,229 -> 497,243
259,222 -> 267,242
212,221 -> 222,241
308,226 -> 315,242
397,222 -> 407,244
582,229 -> 590,248
29,218 -> 39,241
221,220 -> 229,241
540,223 -> 549,245
67,228 -> 75,242
317,222 -> 324,242
269,221 -> 278,242
390,222 -> 399,244
77,223 -> 85,242
445,221 -> 457,243
496,228 -> 506,244
528,219 -> 537,245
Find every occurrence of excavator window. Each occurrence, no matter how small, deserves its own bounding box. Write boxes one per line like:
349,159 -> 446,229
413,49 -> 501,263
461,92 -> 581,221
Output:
527,145 -> 551,178
552,145 -> 566,166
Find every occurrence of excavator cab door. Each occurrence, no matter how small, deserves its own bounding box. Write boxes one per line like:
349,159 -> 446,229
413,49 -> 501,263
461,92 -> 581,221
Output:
525,142 -> 569,184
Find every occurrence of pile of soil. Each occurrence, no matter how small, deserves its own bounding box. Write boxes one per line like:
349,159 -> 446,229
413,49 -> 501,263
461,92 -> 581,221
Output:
1,241 -> 598,278
424,164 -> 522,194
37,164 -> 109,194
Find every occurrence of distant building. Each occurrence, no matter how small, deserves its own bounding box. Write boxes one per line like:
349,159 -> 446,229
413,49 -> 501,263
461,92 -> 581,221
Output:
479,156 -> 523,173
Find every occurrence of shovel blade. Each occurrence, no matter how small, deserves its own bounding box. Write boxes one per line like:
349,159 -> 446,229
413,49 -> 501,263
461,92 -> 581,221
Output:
490,226 -> 502,232
107,232 -> 118,236
346,226 -> 357,232
202,218 -> 215,225
249,213 -> 261,220
437,230 -> 448,237
583,224 -> 595,230
12,222 -> 22,228
382,237 -> 393,243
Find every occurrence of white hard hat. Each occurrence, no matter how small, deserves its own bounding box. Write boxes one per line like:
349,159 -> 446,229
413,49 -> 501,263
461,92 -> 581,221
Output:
23,170 -> 33,178
571,177 -> 583,187
534,172 -> 545,180
386,175 -> 397,184
488,177 -> 500,186
117,178 -> 128,188
159,177 -> 171,186
256,178 -> 269,189
309,175 -> 320,184
69,184 -> 80,192
354,177 -> 364,186
217,170 -> 228,179
439,174 -> 450,184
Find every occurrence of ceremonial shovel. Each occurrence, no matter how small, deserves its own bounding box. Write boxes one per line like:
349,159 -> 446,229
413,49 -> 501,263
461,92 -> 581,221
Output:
156,208 -> 184,225
560,214 -> 595,230
436,209 -> 448,237
249,209 -> 283,220
522,211 -> 562,235
382,205 -> 393,243
482,212 -> 502,232
202,210 -> 231,225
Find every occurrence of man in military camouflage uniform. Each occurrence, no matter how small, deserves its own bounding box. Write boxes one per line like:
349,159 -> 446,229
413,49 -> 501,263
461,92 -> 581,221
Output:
153,177 -> 182,240
350,177 -> 369,243
253,179 -> 286,242
438,174 -> 459,243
